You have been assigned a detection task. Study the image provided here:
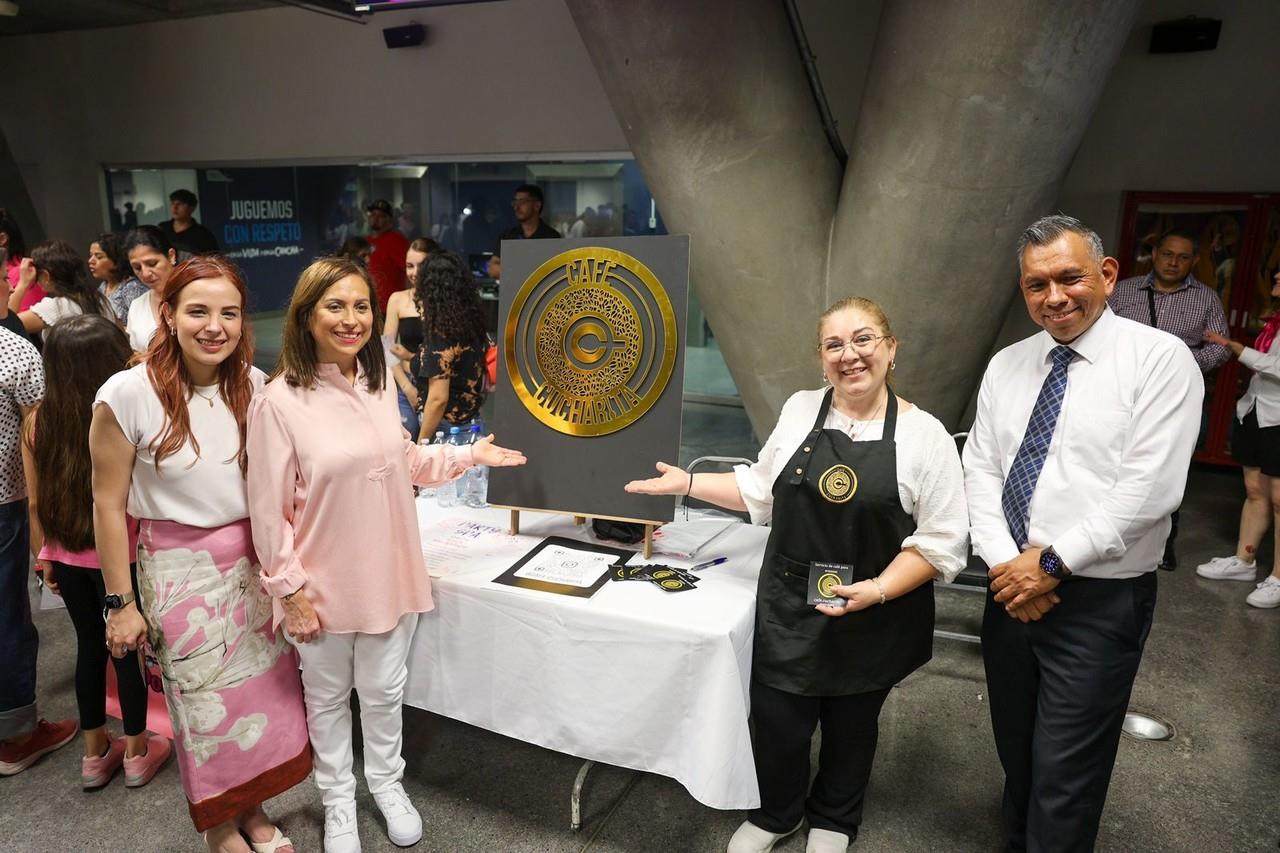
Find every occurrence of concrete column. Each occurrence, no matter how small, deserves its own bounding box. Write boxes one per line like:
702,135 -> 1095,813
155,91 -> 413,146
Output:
0,129 -> 45,248
567,0 -> 1138,433
565,0 -> 842,434
825,0 -> 1138,426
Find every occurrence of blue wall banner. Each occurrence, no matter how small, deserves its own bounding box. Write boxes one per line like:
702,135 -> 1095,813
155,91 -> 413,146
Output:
197,167 -> 317,311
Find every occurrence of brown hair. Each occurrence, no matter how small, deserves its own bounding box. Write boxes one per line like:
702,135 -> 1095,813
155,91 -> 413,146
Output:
30,239 -> 111,319
817,296 -> 896,343
27,315 -> 132,551
408,237 -> 441,256
146,255 -> 256,475
274,256 -> 386,393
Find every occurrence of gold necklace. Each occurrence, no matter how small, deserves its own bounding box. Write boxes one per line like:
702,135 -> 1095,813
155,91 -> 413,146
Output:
191,385 -> 219,408
844,392 -> 886,441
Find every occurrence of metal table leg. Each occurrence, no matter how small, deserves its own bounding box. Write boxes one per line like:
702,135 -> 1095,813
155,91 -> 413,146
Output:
571,759 -> 596,832
932,628 -> 983,644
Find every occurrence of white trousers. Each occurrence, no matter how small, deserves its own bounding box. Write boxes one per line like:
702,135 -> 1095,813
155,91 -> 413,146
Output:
293,613 -> 419,808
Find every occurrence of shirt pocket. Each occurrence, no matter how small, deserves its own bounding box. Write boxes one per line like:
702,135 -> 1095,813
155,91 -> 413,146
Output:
1061,406 -> 1132,477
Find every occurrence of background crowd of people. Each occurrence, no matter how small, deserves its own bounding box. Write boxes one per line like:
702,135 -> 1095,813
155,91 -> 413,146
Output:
0,202 -> 1274,853
0,200 -> 525,853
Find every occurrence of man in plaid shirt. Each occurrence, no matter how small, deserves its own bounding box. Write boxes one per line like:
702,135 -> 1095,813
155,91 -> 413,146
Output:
1109,229 -> 1230,371
1108,228 -> 1230,569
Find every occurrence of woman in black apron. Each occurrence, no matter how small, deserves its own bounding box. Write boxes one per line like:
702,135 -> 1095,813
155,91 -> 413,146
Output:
627,297 -> 968,853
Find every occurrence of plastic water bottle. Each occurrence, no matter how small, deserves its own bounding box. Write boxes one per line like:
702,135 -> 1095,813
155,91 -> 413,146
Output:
462,424 -> 488,508
436,427 -> 463,508
418,430 -> 445,499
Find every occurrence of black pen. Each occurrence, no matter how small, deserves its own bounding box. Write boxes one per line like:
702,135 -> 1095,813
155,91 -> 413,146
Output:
691,556 -> 728,571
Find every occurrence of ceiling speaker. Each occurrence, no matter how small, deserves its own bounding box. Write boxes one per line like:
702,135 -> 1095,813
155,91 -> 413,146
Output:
383,23 -> 426,49
1149,17 -> 1221,53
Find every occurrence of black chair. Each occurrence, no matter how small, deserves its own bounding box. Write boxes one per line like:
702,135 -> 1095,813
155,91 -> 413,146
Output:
933,432 -> 986,645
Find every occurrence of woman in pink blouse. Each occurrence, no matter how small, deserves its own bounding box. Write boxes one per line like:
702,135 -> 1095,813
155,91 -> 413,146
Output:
246,257 -> 524,853
0,209 -> 45,309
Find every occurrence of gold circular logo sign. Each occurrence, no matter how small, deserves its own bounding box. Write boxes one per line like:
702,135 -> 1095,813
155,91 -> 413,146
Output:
818,464 -> 857,503
504,247 -> 678,437
817,571 -> 841,598
660,579 -> 684,590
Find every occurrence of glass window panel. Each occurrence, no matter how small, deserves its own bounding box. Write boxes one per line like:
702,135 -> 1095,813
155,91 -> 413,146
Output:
102,157 -> 738,406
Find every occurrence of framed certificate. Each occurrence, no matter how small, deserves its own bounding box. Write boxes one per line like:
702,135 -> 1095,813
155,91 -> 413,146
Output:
493,536 -> 635,599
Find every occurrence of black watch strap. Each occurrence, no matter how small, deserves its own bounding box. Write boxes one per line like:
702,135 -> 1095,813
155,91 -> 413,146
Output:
1040,547 -> 1070,578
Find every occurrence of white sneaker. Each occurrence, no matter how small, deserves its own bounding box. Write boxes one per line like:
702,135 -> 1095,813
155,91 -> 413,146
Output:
323,801 -> 362,853
726,819 -> 802,853
1246,575 -> 1280,609
1195,555 -> 1257,581
372,783 -> 423,847
807,828 -> 851,853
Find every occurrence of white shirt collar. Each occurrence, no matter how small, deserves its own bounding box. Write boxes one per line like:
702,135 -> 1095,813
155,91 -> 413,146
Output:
1035,305 -> 1115,366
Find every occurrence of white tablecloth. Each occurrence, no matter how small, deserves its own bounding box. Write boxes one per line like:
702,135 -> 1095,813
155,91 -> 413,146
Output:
404,502 -> 768,810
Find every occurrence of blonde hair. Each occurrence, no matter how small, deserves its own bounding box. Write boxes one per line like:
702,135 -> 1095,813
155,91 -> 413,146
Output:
817,296 -> 895,343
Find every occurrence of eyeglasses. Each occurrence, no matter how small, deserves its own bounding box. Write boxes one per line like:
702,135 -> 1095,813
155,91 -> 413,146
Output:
820,334 -> 889,359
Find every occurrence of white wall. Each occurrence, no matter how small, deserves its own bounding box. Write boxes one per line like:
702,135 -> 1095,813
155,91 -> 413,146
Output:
4,0 -> 1276,341
976,0 -> 1280,391
1059,0 -> 1280,253
0,0 -> 627,244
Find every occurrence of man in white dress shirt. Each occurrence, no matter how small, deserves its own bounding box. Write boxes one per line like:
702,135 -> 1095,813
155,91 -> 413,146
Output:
964,215 -> 1202,851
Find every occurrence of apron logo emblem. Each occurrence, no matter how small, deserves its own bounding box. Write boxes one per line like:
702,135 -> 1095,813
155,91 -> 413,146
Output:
818,464 -> 857,503
817,571 -> 842,598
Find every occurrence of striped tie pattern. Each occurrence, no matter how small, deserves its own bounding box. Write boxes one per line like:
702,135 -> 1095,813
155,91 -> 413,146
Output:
1001,345 -> 1076,549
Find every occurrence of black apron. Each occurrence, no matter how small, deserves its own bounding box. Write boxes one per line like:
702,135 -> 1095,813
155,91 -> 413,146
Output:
752,387 -> 934,696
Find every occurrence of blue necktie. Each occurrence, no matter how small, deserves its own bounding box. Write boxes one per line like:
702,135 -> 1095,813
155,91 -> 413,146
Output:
1001,345 -> 1075,549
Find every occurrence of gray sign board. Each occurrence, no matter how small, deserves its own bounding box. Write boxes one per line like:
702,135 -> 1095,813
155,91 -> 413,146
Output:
487,235 -> 690,524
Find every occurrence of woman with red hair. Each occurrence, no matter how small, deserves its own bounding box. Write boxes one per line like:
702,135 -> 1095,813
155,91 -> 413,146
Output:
91,256 -> 310,853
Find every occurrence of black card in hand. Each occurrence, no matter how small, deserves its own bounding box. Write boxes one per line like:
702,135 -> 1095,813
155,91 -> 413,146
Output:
808,561 -> 853,606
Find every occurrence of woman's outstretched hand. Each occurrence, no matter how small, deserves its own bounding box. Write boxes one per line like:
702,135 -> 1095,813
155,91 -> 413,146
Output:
1203,330 -> 1244,357
624,461 -> 691,496
471,434 -> 527,467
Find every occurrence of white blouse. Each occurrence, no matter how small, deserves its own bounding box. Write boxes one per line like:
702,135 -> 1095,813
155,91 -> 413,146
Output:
1238,345 -> 1280,428
733,388 -> 970,581
29,296 -> 111,342
93,363 -> 267,528
125,291 -> 159,353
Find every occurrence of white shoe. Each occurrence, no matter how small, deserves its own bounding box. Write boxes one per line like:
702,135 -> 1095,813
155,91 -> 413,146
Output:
726,819 -> 802,853
1195,555 -> 1257,581
372,783 -> 423,847
323,801 -> 362,853
806,828 -> 851,853
1246,575 -> 1280,609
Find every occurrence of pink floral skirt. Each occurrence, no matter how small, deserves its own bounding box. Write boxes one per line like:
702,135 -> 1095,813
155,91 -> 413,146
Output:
137,518 -> 311,831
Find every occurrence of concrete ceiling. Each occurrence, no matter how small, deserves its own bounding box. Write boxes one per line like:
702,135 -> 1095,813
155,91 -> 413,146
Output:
0,1 -> 343,35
